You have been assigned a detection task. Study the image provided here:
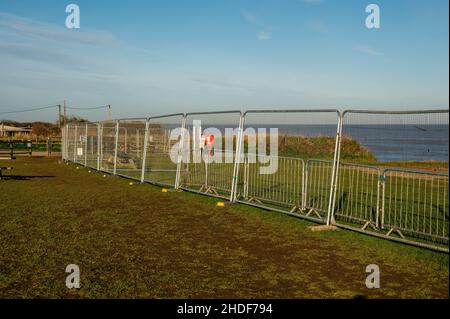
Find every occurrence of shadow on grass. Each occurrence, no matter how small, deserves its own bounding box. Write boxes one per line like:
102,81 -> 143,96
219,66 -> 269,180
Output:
0,175 -> 56,181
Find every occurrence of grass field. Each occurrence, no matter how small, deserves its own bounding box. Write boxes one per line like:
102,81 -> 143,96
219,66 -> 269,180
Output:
0,157 -> 448,298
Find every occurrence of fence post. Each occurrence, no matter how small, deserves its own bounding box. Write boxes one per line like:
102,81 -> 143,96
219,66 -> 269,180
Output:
380,171 -> 386,229
113,120 -> 119,175
301,160 -> 306,211
326,112 -> 343,226
73,125 -> 78,163
243,154 -> 249,199
174,115 -> 186,189
61,126 -> 64,160
375,170 -> 382,228
63,125 -> 67,160
97,123 -> 101,171
140,119 -> 150,183
230,113 -> 244,202
304,161 -> 309,211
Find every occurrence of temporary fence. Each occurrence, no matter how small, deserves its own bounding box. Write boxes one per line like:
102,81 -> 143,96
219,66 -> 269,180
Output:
86,123 -> 100,169
332,110 -> 449,251
143,114 -> 184,187
114,119 -> 147,181
65,124 -> 75,161
236,110 -> 341,223
179,111 -> 243,201
382,169 -> 448,244
62,108 -> 449,252
334,162 -> 381,229
99,120 -> 118,174
74,124 -> 86,165
239,154 -> 305,214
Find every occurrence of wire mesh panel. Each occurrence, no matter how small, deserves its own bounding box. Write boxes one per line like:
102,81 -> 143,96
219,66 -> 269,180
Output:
304,159 -> 335,221
115,119 -> 146,180
334,163 -> 381,228
66,124 -> 75,162
237,110 -> 340,222
382,169 -> 449,245
179,111 -> 242,199
86,123 -> 99,169
340,110 -> 449,164
143,114 -> 184,187
74,124 -> 87,165
239,154 -> 305,211
99,121 -> 118,173
336,110 -> 449,248
182,150 -> 237,195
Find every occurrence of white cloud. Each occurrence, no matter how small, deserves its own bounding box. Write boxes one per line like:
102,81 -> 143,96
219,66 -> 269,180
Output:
353,44 -> 383,56
258,31 -> 271,41
0,11 -> 122,47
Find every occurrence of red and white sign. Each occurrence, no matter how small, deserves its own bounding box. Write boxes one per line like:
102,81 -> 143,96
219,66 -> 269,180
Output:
204,135 -> 215,147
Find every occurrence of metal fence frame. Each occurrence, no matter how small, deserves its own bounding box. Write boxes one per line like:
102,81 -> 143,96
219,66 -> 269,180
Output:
114,118 -> 147,182
61,108 -> 449,252
381,168 -> 449,243
179,111 -> 244,202
85,122 -> 100,170
329,109 -> 449,252
236,109 -> 342,225
333,162 -> 381,230
143,113 -> 185,188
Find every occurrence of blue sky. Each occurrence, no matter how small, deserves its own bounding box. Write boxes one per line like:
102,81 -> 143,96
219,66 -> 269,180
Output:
0,0 -> 448,121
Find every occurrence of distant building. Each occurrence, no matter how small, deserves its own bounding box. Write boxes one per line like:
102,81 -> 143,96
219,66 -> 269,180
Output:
0,123 -> 32,137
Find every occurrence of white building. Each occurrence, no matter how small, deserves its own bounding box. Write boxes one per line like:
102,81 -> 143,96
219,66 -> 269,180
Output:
0,123 -> 32,137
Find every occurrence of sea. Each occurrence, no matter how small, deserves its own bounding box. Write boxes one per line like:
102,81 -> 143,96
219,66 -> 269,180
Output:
154,122 -> 448,163
258,124 -> 449,162
190,123 -> 449,162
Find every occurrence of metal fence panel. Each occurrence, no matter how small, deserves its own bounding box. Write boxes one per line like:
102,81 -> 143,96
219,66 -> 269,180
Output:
99,120 -> 118,173
382,169 -> 449,244
86,123 -> 99,169
334,163 -> 381,229
182,150 -> 236,195
179,111 -> 242,200
304,159 -> 334,222
74,124 -> 86,164
335,110 -> 449,248
143,114 -> 184,187
339,110 -> 449,164
65,124 -> 75,161
239,154 -> 305,210
115,119 -> 147,180
236,110 -> 340,223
